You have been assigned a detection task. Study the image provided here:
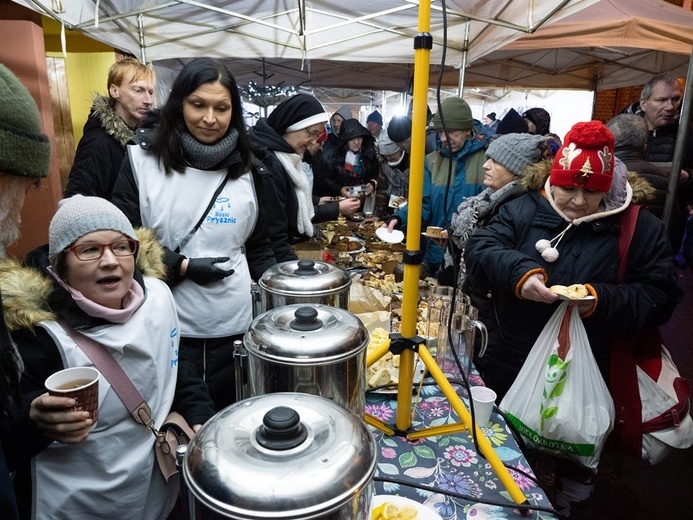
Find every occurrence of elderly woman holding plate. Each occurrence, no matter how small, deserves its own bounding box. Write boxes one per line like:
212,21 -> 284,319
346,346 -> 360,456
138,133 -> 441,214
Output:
463,121 -> 682,517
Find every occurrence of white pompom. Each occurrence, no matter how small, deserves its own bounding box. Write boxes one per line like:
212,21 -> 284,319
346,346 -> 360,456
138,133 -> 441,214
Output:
541,247 -> 559,262
535,239 -> 551,253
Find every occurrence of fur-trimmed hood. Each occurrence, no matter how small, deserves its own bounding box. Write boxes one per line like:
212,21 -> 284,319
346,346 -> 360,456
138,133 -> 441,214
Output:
91,94 -> 135,147
0,228 -> 166,331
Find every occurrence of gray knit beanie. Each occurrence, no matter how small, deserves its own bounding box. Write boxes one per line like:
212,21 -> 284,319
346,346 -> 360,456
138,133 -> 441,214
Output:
486,133 -> 547,176
431,97 -> 473,131
49,195 -> 137,258
0,64 -> 51,179
379,133 -> 400,155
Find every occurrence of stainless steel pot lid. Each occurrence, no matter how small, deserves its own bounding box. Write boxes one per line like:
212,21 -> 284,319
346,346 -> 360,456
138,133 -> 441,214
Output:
183,393 -> 377,519
244,304 -> 368,365
258,259 -> 351,296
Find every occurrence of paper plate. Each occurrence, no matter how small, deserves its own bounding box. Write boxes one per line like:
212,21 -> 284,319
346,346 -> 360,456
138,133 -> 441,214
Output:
372,495 -> 442,520
347,236 -> 366,254
375,227 -> 404,244
555,294 -> 596,302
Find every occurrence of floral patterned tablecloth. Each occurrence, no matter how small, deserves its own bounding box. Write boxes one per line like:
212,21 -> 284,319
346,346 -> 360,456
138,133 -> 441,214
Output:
365,357 -> 559,520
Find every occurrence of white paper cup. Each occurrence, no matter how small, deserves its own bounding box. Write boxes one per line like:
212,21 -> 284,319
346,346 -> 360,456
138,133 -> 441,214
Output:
469,386 -> 496,427
45,366 -> 100,425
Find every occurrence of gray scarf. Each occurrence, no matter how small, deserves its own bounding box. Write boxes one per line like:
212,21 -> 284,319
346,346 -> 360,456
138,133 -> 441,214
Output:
180,128 -> 239,170
445,180 -> 519,285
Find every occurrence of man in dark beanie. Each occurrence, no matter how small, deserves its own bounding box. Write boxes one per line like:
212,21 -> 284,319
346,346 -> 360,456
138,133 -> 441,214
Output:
387,114 -> 436,155
483,112 -> 500,135
496,108 -> 529,135
382,96 -> 490,278
523,107 -> 551,136
0,63 -> 50,520
366,109 -> 384,141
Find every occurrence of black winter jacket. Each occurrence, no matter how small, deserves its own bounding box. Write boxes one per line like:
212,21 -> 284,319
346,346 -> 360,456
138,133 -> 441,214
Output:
249,119 -> 339,262
64,95 -> 135,200
314,119 -> 380,197
465,188 -> 683,399
646,121 -> 693,171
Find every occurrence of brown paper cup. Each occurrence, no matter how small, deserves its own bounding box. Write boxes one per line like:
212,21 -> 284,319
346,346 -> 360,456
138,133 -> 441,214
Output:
45,366 -> 100,427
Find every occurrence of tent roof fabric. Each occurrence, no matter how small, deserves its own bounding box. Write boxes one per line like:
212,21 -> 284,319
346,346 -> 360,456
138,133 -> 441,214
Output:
11,0 -> 596,91
462,0 -> 693,90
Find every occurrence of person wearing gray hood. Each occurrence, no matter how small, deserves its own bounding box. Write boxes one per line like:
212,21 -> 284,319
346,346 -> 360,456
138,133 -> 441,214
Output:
325,105 -> 353,151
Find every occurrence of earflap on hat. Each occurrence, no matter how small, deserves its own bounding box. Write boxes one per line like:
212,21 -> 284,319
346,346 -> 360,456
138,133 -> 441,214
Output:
550,121 -> 615,192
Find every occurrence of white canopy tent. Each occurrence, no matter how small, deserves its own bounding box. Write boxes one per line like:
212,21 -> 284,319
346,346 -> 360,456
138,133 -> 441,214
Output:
11,0 -> 597,92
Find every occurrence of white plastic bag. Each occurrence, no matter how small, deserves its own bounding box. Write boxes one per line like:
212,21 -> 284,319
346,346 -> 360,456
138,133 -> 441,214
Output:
500,302 -> 614,469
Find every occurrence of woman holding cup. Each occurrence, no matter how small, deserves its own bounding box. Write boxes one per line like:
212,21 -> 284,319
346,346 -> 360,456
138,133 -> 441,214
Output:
0,195 -> 214,519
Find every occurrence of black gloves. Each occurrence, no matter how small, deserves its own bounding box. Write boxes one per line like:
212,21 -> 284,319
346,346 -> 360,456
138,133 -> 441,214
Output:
185,257 -> 235,286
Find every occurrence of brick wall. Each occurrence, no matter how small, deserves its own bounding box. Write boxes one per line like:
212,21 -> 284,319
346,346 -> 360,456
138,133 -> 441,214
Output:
593,85 -> 643,123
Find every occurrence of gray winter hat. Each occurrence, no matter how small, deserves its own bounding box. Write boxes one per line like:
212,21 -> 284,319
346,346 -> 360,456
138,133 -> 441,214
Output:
486,133 -> 546,176
49,195 -> 137,258
379,133 -> 400,155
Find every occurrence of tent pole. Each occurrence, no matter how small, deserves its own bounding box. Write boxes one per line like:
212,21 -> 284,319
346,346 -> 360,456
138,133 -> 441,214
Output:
457,21 -> 470,94
394,0 -> 431,436
662,50 -> 693,233
137,14 -> 147,63
388,0 -> 529,507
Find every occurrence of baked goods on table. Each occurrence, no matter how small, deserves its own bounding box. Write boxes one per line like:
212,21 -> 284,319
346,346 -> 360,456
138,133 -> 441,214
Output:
354,251 -> 402,270
549,284 -> 589,299
366,327 -> 427,390
424,226 -> 448,238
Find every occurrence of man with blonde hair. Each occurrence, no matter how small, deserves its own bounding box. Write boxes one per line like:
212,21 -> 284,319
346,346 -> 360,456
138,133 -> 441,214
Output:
64,57 -> 155,199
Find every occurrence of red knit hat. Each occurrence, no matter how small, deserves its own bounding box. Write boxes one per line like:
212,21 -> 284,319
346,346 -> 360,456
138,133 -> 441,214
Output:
549,121 -> 614,192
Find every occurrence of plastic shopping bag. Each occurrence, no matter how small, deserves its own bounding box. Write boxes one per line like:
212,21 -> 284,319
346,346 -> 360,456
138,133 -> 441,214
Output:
500,301 -> 614,469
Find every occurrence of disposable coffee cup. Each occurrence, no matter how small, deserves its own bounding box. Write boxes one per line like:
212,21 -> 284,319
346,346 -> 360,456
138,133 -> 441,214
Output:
469,386 -> 496,427
45,367 -> 100,427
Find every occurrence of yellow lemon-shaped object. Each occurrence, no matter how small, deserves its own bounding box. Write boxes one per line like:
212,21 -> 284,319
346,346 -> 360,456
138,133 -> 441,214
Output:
382,502 -> 402,520
398,505 -> 418,519
371,503 -> 385,520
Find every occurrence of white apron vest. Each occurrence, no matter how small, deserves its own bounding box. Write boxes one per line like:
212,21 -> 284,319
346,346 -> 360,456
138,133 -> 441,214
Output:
128,146 -> 256,337
32,277 -> 179,520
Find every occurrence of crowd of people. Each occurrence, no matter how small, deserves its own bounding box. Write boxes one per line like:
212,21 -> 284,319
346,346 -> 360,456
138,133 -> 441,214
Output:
1,54 -> 691,520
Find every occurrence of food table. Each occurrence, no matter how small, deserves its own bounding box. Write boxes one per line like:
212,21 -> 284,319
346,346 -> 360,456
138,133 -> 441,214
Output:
365,362 -> 560,520
294,219 -> 560,519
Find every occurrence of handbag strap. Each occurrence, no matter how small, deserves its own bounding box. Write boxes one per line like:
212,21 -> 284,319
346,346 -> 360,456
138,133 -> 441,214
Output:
174,169 -> 232,253
58,321 -> 156,430
617,204 -> 641,283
